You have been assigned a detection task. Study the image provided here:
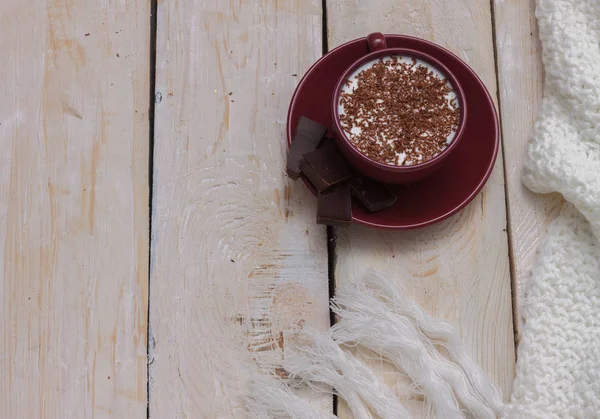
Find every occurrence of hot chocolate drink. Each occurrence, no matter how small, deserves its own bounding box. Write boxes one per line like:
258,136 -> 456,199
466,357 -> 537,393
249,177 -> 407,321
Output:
338,55 -> 460,166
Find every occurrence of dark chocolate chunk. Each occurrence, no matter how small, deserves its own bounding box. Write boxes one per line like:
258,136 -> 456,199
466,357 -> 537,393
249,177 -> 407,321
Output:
317,184 -> 352,227
350,176 -> 397,212
286,117 -> 327,180
300,146 -> 352,192
317,136 -> 336,149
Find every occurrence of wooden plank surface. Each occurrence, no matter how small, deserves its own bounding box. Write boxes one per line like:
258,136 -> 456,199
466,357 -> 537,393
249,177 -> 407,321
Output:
492,0 -> 564,340
0,0 -> 150,418
149,1 -> 331,417
326,0 -> 516,415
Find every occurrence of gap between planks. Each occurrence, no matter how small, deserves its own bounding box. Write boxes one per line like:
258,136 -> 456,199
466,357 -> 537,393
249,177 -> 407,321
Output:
147,0 -> 159,417
489,0 -> 520,352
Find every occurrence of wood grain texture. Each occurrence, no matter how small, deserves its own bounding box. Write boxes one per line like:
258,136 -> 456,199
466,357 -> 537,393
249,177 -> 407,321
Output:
0,0 -> 150,418
149,1 -> 331,417
492,0 -> 564,341
327,0 -> 516,415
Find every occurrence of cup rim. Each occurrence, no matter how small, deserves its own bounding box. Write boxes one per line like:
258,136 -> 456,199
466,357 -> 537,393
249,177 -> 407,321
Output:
332,47 -> 468,173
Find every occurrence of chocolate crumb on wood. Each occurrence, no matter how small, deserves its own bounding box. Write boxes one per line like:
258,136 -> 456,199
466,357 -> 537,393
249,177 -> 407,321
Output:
317,184 -> 352,227
286,117 -> 327,179
300,146 -> 351,192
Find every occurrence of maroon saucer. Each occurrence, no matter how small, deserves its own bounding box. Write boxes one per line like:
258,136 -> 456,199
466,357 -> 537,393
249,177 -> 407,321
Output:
287,35 -> 499,229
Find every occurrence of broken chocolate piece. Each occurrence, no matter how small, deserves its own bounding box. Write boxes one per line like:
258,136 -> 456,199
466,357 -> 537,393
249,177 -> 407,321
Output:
286,117 -> 327,179
350,176 -> 397,212
317,136 -> 336,149
300,146 -> 352,192
317,184 -> 352,227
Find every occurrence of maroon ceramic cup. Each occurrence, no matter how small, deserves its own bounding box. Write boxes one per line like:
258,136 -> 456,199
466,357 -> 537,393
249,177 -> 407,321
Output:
331,32 -> 468,184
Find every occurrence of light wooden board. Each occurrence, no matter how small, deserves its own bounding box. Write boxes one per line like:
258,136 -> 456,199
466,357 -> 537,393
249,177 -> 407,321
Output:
327,0 -> 516,416
492,0 -> 564,341
149,1 -> 331,417
0,0 -> 150,418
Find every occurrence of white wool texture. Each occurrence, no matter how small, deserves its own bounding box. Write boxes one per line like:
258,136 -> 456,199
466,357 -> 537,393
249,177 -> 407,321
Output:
522,0 -> 600,238
284,330 -> 411,419
506,205 -> 600,417
508,0 -> 600,416
243,375 -> 336,419
331,276 -> 502,419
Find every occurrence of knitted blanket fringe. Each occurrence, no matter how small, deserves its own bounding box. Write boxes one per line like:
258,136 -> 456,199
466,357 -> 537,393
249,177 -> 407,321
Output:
244,270 -> 502,419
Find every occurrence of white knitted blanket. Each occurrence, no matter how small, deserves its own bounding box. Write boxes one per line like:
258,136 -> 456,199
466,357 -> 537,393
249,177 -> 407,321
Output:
507,0 -> 600,416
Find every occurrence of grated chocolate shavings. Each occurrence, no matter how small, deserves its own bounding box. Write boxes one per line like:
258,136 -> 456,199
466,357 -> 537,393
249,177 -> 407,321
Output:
338,56 -> 460,166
